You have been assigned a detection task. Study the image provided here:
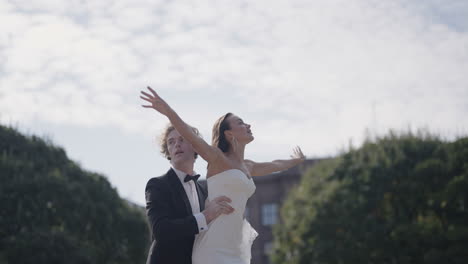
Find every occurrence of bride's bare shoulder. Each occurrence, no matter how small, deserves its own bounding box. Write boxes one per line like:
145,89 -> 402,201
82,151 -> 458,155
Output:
206,153 -> 233,178
243,159 -> 255,171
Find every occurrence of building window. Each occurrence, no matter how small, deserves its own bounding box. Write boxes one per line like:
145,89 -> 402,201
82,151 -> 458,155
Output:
262,203 -> 278,226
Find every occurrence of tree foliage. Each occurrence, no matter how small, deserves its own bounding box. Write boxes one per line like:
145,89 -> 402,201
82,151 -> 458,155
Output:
272,132 -> 468,264
0,125 -> 149,263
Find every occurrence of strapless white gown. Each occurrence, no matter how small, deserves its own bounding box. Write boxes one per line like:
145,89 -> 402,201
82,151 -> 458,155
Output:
192,169 -> 258,264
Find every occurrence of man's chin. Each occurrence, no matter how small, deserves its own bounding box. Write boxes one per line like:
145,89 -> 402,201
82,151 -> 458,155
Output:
171,156 -> 194,166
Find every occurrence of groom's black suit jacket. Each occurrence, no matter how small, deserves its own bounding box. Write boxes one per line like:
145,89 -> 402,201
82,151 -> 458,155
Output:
145,168 -> 208,264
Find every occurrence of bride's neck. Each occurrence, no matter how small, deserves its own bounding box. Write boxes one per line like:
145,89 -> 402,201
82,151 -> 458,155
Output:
227,145 -> 245,161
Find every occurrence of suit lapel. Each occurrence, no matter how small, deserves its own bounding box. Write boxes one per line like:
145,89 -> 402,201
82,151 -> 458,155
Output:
167,168 -> 192,215
195,181 -> 206,211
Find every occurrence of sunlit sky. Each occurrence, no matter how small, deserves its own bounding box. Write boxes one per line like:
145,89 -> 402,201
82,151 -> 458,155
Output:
1,0 -> 467,205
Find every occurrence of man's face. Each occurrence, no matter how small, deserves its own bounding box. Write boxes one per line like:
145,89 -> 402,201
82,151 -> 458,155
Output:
167,129 -> 196,166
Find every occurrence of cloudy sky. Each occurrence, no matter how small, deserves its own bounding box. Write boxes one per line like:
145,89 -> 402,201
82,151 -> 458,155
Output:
1,0 -> 467,205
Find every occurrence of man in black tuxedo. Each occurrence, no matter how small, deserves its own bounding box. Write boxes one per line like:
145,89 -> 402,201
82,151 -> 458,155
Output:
145,125 -> 234,264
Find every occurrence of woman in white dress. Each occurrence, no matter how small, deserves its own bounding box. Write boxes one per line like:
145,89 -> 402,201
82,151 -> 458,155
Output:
140,86 -> 305,264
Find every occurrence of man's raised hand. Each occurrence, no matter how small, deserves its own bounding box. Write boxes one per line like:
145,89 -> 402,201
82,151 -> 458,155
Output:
202,196 -> 234,224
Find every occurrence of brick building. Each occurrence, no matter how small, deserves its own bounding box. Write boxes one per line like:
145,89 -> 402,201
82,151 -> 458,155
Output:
246,159 -> 319,264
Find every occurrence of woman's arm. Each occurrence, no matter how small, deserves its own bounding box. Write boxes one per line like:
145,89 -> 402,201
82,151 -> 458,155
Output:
140,86 -> 221,163
245,146 -> 306,177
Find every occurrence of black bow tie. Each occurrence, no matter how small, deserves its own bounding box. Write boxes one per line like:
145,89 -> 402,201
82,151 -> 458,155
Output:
184,174 -> 200,183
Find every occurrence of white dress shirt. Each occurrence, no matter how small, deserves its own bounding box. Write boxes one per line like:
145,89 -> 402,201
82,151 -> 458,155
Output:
172,167 -> 208,233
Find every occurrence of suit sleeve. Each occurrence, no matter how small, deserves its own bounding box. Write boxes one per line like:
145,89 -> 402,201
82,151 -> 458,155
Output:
145,178 -> 199,242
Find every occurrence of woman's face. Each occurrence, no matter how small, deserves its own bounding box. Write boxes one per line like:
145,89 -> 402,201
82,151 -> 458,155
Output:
225,114 -> 254,143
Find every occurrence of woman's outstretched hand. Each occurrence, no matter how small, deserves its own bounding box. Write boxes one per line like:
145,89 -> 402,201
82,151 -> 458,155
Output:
140,86 -> 172,116
291,146 -> 306,161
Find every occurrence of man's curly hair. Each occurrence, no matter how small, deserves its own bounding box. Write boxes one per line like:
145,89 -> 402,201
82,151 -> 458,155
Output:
159,124 -> 200,160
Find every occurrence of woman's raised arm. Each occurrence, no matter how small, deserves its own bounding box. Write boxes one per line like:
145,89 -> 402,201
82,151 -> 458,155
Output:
140,86 -> 221,163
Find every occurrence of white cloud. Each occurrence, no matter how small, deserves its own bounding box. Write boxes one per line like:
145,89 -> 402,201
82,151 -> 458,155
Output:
3,0 -> 467,205
1,0 -> 467,155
